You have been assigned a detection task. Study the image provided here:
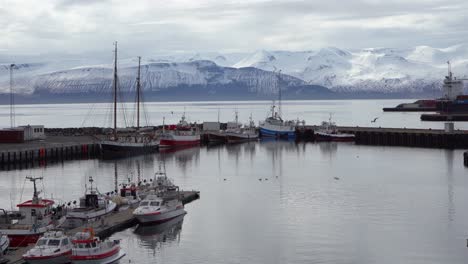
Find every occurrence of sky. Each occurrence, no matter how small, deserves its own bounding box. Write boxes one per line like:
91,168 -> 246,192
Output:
1,0 -> 468,59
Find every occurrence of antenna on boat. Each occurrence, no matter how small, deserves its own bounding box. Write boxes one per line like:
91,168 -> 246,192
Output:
26,176 -> 43,204
162,116 -> 165,133
9,64 -> 15,128
113,41 -> 118,141
217,108 -> 220,123
136,56 -> 141,131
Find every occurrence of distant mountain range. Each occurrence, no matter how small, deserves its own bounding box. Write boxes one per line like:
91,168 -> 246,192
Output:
1,44 -> 467,103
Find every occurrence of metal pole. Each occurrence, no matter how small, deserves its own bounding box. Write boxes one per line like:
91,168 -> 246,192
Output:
113,42 -> 118,140
137,56 -> 141,130
10,64 -> 15,128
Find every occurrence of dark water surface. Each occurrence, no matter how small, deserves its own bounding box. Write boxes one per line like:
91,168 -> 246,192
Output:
1,141 -> 468,263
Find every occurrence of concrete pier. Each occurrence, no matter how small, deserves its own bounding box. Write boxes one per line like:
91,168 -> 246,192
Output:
0,136 -> 100,168
296,126 -> 468,149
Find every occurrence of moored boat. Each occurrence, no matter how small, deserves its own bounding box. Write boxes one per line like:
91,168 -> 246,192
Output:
315,117 -> 355,142
100,44 -> 158,157
62,177 -> 116,229
0,177 -> 65,248
22,231 -> 72,264
159,113 -> 200,148
71,228 -> 125,264
226,115 -> 259,143
133,195 -> 186,224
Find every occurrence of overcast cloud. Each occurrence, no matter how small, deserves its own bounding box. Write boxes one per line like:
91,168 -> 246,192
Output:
1,0 -> 468,59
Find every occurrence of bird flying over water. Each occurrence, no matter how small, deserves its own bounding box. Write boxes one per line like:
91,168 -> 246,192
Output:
371,117 -> 379,123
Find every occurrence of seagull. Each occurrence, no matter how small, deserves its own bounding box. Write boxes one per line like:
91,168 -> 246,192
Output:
334,177 -> 340,180
258,178 -> 262,181
371,117 -> 379,123
265,178 -> 268,181
223,178 -> 227,181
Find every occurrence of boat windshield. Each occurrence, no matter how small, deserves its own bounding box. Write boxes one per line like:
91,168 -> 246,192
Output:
36,239 -> 47,246
140,201 -> 149,206
150,201 -> 160,206
48,239 -> 60,246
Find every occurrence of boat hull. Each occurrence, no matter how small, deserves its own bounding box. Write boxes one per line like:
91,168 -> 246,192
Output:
206,132 -> 226,143
101,141 -> 158,158
71,248 -> 125,264
62,203 -> 117,229
225,133 -> 258,143
23,250 -> 72,264
159,139 -> 200,148
135,208 -> 186,224
259,127 -> 295,139
7,233 -> 41,248
315,132 -> 355,142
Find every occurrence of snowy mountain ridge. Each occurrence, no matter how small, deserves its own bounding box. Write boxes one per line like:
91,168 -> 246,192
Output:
1,44 -> 468,97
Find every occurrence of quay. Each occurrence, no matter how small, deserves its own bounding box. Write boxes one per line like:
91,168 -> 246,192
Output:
3,190 -> 200,264
0,135 -> 100,168
296,126 -> 468,149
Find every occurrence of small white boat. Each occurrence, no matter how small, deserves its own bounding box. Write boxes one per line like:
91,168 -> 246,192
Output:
133,195 -> 186,224
0,233 -> 9,254
62,177 -> 116,229
22,231 -> 72,264
315,116 -> 355,142
71,228 -> 125,264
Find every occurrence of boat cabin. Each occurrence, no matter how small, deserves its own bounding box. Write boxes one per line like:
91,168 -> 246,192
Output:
79,194 -> 107,209
36,231 -> 71,248
120,185 -> 137,198
16,199 -> 55,225
72,229 -> 101,249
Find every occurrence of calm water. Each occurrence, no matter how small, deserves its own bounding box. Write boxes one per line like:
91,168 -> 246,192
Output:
0,100 -> 468,263
1,99 -> 468,130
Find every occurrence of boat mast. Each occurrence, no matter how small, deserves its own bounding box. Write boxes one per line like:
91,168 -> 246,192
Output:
136,56 -> 141,131
113,41 -> 118,140
9,64 -> 15,128
26,176 -> 43,204
278,70 -> 282,118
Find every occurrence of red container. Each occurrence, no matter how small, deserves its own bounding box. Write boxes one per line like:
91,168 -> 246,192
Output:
0,129 -> 25,143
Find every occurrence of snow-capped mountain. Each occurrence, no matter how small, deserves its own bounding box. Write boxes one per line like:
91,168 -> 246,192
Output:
1,44 -> 467,101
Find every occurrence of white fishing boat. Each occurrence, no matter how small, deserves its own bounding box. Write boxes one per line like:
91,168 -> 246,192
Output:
22,231 -> 72,264
100,44 -> 158,157
70,228 -> 125,264
315,116 -> 355,142
62,177 -> 116,229
133,195 -> 186,224
159,113 -> 200,148
0,177 -> 65,248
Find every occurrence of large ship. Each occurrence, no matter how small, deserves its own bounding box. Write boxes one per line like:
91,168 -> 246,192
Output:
259,72 -> 297,139
159,113 -> 200,148
100,43 -> 158,157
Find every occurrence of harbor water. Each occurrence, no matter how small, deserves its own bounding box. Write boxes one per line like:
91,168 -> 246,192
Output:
0,100 -> 467,263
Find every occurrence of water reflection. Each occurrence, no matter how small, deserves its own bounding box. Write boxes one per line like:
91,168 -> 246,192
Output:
159,146 -> 200,173
134,215 -> 185,251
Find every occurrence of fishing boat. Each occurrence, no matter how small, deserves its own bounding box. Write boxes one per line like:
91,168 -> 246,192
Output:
133,194 -> 186,224
226,114 -> 259,143
22,231 -> 72,264
0,177 -> 65,248
159,113 -> 200,148
71,228 -> 125,264
259,72 -> 297,138
315,116 -> 355,142
62,177 -> 116,229
100,44 -> 158,157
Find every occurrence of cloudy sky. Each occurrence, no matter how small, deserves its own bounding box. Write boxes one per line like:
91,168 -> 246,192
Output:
1,0 -> 468,58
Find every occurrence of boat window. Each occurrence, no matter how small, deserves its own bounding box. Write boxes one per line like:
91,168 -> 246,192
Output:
85,243 -> 91,248
140,201 -> 149,206
150,201 -> 160,206
91,242 -> 97,248
48,239 -> 61,246
36,239 -> 47,246
62,239 -> 69,245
